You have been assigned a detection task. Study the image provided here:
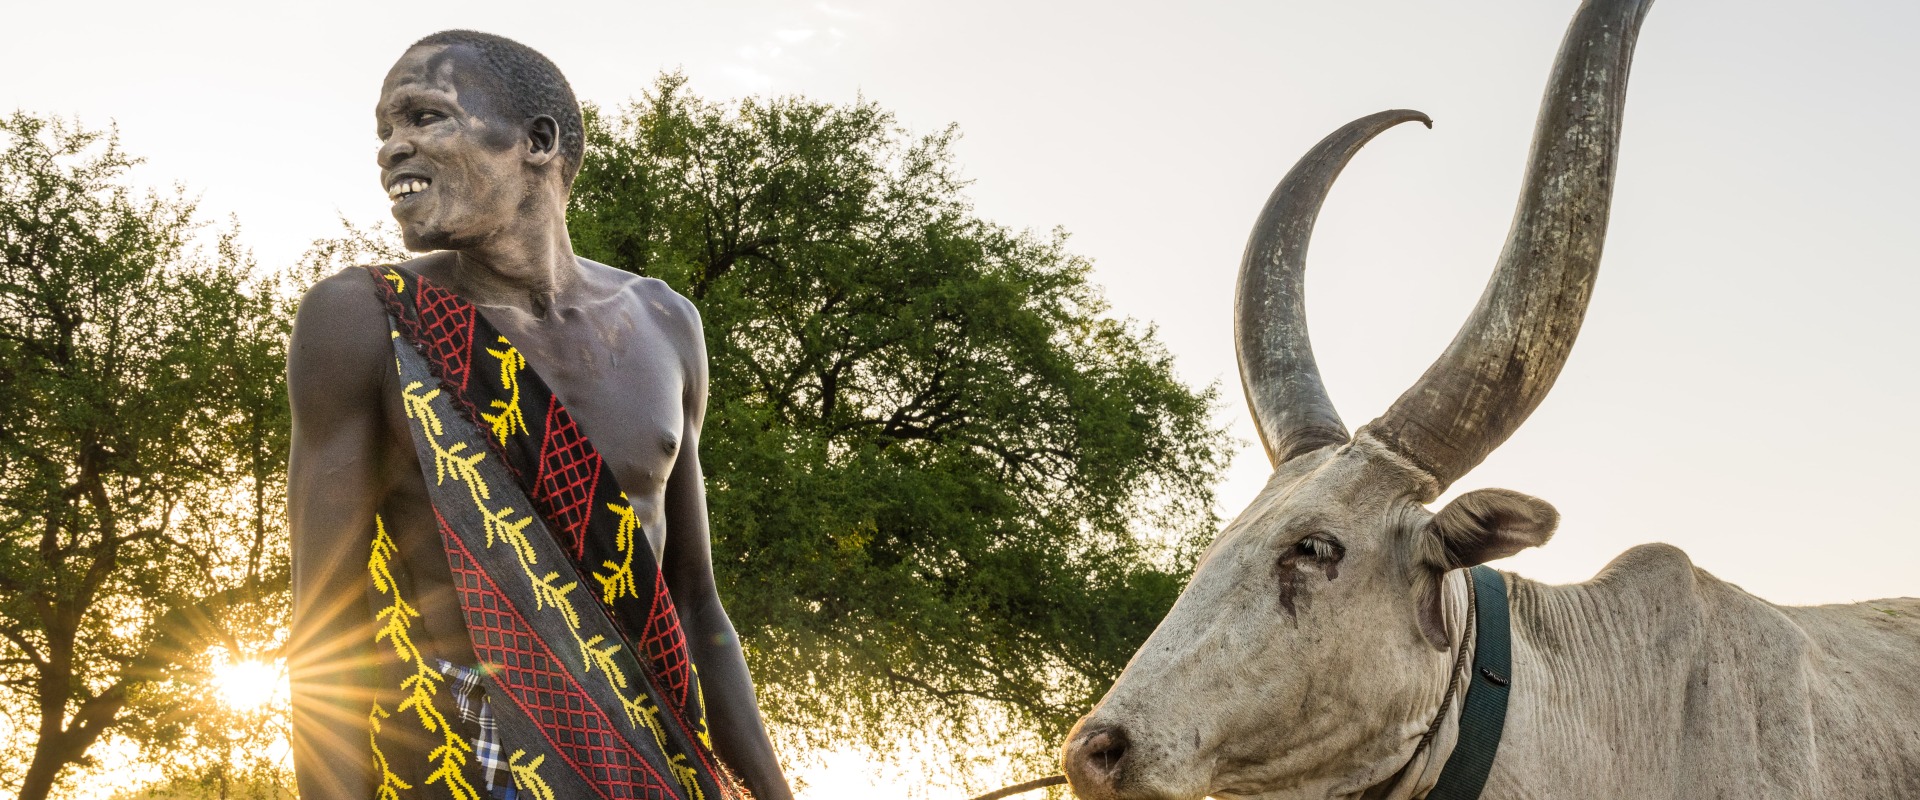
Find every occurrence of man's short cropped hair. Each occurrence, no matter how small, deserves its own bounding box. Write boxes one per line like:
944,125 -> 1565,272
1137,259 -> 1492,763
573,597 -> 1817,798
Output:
412,30 -> 585,189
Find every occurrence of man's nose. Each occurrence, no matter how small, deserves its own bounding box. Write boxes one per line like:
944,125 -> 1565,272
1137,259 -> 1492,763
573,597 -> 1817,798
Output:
377,137 -> 415,170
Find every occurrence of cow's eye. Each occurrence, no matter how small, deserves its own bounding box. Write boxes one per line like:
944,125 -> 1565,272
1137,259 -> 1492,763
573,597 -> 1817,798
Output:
1293,534 -> 1345,563
1276,533 -> 1346,614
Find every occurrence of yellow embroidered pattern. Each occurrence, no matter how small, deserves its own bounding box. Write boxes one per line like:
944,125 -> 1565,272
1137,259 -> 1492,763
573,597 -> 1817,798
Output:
669,753 -> 706,800
384,271 -> 406,293
368,705 -> 411,800
400,381 -> 535,559
481,337 -> 529,444
508,751 -> 557,800
594,494 -> 641,605
370,515 -> 480,800
621,678 -> 700,800
690,663 -> 713,751
383,283 -> 720,797
395,363 -> 693,766
630,696 -> 671,754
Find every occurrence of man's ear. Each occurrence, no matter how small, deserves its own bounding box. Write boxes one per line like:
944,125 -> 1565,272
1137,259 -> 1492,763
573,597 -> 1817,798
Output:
1414,488 -> 1558,649
526,115 -> 560,164
1428,488 -> 1558,569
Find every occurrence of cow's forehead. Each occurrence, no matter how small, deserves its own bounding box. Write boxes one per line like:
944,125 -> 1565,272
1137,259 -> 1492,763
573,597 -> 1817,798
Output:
1227,445 -> 1425,544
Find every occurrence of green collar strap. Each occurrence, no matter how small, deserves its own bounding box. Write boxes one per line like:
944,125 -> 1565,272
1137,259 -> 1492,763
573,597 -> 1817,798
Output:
1426,565 -> 1512,800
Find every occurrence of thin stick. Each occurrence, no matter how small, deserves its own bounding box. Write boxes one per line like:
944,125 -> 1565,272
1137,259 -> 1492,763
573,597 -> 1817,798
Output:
966,775 -> 1068,800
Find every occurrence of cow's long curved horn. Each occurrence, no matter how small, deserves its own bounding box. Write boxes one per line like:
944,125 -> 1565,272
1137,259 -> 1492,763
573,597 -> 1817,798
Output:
1237,109 -> 1432,467
1358,0 -> 1654,496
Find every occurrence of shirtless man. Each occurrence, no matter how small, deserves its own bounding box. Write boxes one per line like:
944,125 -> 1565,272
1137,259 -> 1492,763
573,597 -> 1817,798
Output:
287,31 -> 793,800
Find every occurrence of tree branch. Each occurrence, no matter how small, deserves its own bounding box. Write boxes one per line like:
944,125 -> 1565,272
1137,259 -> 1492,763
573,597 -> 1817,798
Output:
882,667 -> 1015,708
0,624 -> 47,667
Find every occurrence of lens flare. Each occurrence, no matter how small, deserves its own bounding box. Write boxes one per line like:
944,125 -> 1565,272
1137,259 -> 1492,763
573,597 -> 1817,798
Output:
210,653 -> 286,711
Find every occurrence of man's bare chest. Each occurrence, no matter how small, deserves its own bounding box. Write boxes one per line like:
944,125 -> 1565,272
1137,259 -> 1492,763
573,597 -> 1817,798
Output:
494,297 -> 691,516
380,296 -> 688,558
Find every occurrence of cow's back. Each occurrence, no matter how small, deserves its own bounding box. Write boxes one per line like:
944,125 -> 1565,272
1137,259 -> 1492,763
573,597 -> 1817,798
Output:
1497,547 -> 1920,798
1661,567 -> 1920,798
1779,596 -> 1920,797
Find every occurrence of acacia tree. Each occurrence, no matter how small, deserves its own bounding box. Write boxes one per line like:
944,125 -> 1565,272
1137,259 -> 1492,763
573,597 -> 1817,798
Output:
0,114 -> 291,800
568,77 -> 1230,784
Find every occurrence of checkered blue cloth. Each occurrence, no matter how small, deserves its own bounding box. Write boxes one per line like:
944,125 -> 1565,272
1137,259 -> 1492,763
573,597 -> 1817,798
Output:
437,660 -> 519,800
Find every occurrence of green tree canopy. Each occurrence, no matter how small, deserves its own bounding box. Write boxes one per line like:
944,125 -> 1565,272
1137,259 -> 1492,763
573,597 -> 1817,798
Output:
567,76 -> 1230,784
0,114 -> 292,800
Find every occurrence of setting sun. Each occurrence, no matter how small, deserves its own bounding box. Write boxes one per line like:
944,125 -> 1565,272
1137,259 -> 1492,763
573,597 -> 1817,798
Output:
209,652 -> 287,712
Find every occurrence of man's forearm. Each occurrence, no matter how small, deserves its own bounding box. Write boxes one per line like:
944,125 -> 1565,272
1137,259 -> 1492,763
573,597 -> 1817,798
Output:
290,689 -> 376,800
688,606 -> 793,800
287,610 -> 379,800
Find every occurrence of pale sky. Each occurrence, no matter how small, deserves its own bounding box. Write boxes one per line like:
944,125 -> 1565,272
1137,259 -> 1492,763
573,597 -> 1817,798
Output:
5,0 -> 1918,796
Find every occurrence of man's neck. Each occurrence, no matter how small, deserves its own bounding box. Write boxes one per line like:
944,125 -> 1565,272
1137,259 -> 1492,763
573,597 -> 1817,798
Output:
447,199 -> 581,319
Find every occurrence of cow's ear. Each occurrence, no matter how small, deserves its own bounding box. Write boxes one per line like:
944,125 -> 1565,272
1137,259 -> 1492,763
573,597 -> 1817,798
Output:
1428,488 -> 1558,569
1413,488 -> 1557,649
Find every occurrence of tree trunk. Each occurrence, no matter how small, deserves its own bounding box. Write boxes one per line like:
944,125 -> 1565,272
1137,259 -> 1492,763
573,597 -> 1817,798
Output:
18,729 -> 78,800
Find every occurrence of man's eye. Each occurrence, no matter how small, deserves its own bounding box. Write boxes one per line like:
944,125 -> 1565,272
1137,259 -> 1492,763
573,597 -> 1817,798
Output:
412,111 -> 444,125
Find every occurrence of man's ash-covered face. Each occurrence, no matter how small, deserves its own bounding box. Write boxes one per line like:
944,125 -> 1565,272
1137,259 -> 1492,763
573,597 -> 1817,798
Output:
376,45 -> 532,252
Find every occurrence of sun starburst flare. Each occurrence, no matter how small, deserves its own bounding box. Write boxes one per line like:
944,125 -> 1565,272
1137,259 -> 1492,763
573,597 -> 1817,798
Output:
208,649 -> 288,712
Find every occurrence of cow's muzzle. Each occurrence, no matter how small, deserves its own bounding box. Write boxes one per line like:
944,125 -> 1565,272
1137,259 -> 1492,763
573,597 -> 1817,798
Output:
1063,723 -> 1132,798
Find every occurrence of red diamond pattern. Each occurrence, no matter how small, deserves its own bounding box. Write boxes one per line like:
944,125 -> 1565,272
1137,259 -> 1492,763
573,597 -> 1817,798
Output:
380,264 -> 734,799
414,279 -> 477,392
640,572 -> 691,707
531,397 -> 602,560
438,511 -> 681,800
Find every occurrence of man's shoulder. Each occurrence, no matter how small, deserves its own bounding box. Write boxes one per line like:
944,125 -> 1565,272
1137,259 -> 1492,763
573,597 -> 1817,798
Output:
296,266 -> 384,330
575,259 -> 708,386
577,258 -> 703,333
298,253 -> 448,321
288,265 -> 399,399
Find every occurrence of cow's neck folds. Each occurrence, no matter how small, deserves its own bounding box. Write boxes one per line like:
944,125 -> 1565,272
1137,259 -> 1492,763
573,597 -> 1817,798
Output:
1367,568 -> 1478,800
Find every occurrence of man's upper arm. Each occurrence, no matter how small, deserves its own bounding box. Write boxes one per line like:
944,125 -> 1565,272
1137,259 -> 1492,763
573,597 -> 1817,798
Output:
649,287 -> 791,800
285,267 -> 391,798
288,268 -> 392,617
659,289 -> 718,613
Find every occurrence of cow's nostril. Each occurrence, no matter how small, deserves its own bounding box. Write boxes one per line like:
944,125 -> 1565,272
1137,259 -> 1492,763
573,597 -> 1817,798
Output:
1086,729 -> 1129,772
1065,723 -> 1133,797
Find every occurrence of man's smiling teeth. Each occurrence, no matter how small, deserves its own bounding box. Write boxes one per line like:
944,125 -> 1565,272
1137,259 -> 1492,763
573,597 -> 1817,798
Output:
387,178 -> 430,201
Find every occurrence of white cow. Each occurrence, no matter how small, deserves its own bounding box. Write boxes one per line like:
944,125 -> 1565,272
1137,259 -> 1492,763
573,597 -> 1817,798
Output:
1060,0 -> 1920,797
